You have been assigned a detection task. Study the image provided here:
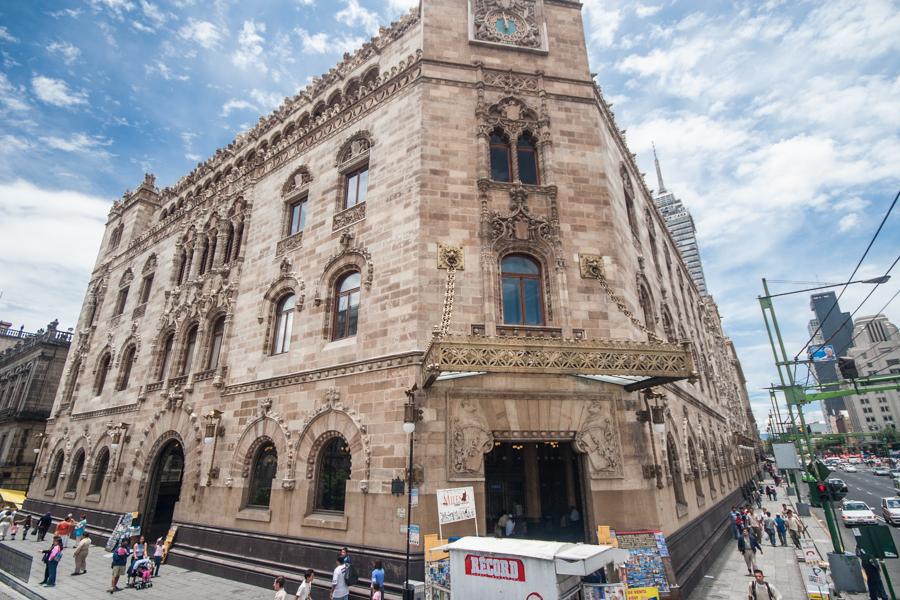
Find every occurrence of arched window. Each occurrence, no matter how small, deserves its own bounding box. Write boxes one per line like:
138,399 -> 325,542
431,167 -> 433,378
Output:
206,316 -> 226,369
501,255 -> 544,326
116,345 -> 136,391
639,285 -> 655,334
109,223 -> 123,250
516,132 -> 540,185
312,101 -> 326,119
66,449 -> 85,493
94,353 -> 112,395
198,238 -> 209,276
176,249 -> 190,285
272,294 -> 296,355
46,451 -> 64,491
362,66 -> 378,87
247,441 -> 278,508
489,130 -> 512,182
181,325 -> 198,375
158,333 -> 174,380
661,308 -> 676,343
89,447 -> 110,496
687,438 -> 703,498
702,440 -> 716,495
64,361 -> 80,404
666,434 -> 686,506
315,436 -> 352,512
332,272 -> 360,340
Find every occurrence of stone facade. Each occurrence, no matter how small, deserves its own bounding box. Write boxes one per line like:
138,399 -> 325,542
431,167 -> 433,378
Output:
0,321 -> 71,491
26,2 -> 757,597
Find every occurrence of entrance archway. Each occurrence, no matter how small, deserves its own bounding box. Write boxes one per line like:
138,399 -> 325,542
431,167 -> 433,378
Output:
142,439 -> 184,542
484,441 -> 586,542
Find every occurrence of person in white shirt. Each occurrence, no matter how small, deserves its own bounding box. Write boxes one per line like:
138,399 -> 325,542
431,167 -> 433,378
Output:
331,556 -> 350,600
295,569 -> 314,600
505,515 -> 515,537
748,569 -> 782,600
273,575 -> 288,600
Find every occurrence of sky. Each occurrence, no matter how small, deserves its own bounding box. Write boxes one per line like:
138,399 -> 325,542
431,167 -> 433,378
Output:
0,0 -> 898,432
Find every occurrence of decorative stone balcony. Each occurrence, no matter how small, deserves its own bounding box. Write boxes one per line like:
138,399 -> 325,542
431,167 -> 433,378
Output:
332,202 -> 366,230
423,334 -> 695,387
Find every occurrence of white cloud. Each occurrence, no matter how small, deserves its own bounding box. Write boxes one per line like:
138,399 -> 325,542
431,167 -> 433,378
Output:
0,73 -> 29,112
41,133 -> 113,156
0,26 -> 18,43
582,0 -> 623,48
139,0 -> 166,27
296,0 -> 315,5
387,0 -> 418,13
145,61 -> 189,81
221,99 -> 257,116
249,89 -> 282,111
296,28 -> 329,53
838,213 -> 861,232
48,8 -> 83,18
47,41 -> 81,64
31,75 -> 88,107
635,4 -> 662,18
0,180 -> 110,330
131,20 -> 155,33
232,20 -> 266,71
89,0 -> 135,19
336,0 -> 380,35
178,19 -> 223,49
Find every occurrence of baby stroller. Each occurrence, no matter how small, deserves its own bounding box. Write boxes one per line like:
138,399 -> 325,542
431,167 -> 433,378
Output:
128,558 -> 153,590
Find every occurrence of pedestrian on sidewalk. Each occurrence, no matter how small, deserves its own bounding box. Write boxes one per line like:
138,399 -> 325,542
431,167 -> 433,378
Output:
55,515 -> 72,548
152,537 -> 164,577
42,536 -> 63,587
273,575 -> 288,600
131,534 -> 148,574
786,510 -> 805,549
72,534 -> 90,575
74,514 -> 87,543
753,489 -> 763,509
295,569 -> 314,600
763,511 -> 777,546
774,513 -> 787,546
771,484 -> 778,501
747,569 -> 783,599
749,510 -> 763,542
861,556 -> 889,600
331,555 -> 350,600
730,507 -> 741,540
0,508 -> 12,540
37,512 -> 51,542
737,528 -> 763,575
18,514 -> 32,540
108,539 -> 129,593
371,559 -> 385,600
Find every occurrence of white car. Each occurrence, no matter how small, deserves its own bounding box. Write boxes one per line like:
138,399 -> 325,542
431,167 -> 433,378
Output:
874,467 -> 892,476
841,500 -> 878,526
843,465 -> 858,473
882,498 -> 900,525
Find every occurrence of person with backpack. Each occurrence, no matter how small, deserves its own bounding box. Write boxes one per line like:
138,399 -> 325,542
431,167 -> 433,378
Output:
331,555 -> 350,600
748,569 -> 782,599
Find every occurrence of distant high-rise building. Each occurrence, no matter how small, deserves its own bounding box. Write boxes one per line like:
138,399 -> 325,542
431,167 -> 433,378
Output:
652,146 -> 709,296
808,291 -> 854,416
845,314 -> 900,433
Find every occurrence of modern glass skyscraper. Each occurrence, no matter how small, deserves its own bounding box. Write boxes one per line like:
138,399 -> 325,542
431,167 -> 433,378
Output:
652,146 -> 709,296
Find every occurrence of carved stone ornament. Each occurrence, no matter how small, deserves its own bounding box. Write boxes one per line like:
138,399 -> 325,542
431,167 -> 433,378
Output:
574,400 -> 624,479
449,398 -> 494,477
488,186 -> 556,246
579,254 -> 605,279
470,0 -> 546,51
437,244 -> 465,270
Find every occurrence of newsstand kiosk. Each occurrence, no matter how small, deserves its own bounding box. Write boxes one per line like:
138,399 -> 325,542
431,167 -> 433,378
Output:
436,537 -> 630,599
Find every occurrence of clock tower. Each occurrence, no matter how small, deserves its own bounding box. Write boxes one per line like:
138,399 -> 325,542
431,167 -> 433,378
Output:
469,0 -> 548,52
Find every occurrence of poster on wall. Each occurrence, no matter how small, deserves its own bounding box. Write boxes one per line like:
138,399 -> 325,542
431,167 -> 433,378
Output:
436,487 -> 477,525
613,530 -> 671,593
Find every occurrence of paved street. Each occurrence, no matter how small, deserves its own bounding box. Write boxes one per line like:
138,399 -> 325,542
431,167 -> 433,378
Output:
0,536 -> 275,600
815,465 -> 900,591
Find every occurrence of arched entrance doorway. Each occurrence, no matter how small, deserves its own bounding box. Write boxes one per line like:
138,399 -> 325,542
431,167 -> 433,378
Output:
142,439 -> 184,542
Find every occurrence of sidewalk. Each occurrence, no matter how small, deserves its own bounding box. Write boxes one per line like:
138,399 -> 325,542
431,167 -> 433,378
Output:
0,535 -> 273,600
690,481 -> 807,599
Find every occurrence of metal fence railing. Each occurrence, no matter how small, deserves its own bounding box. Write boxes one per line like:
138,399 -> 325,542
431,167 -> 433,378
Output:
0,543 -> 33,582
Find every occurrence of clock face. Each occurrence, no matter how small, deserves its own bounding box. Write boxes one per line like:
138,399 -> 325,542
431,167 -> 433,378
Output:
485,10 -> 524,42
472,0 -> 545,51
494,15 -> 518,36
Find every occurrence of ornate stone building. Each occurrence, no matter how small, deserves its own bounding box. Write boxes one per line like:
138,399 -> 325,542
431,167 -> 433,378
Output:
0,321 -> 71,491
25,1 -> 757,597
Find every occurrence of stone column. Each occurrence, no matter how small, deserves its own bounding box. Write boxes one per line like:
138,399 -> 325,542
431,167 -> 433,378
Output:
232,218 -> 245,260
213,228 -> 229,268
190,238 -> 205,278
523,443 -> 542,524
213,314 -> 233,386
562,444 -> 577,509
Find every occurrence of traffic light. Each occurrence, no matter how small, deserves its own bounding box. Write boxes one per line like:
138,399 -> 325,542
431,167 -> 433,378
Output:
839,357 -> 859,380
809,481 -> 828,507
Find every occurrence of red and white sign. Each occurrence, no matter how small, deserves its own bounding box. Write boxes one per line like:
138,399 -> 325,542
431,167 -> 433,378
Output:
464,554 -> 526,582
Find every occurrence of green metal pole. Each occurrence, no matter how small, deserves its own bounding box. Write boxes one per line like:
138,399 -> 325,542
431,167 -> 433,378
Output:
760,278 -> 844,554
881,560 -> 896,600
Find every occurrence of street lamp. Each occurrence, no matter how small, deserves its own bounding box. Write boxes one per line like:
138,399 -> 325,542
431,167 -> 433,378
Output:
402,388 -> 421,600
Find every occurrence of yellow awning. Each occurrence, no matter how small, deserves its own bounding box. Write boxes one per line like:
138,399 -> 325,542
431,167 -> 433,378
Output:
0,489 -> 27,509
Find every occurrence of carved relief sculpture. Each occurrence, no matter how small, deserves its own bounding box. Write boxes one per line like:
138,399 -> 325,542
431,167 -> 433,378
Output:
575,400 -> 624,479
449,398 -> 493,477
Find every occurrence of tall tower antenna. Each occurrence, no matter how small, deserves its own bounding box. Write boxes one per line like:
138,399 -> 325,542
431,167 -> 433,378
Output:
652,142 -> 666,194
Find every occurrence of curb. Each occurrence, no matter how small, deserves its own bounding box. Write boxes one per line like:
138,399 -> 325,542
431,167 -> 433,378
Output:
0,570 -> 46,600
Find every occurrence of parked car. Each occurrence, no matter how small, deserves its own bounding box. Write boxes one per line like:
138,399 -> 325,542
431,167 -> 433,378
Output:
874,467 -> 891,476
841,500 -> 878,526
882,498 -> 900,525
844,465 -> 858,473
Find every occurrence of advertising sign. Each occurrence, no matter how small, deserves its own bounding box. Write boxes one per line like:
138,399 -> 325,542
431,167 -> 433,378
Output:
810,345 -> 836,362
436,486 -> 477,525
626,588 -> 660,600
773,443 -> 802,470
583,583 -> 627,599
464,554 -> 526,582
409,524 -> 420,546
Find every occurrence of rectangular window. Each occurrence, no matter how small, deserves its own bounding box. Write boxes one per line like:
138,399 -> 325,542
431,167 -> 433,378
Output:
887,359 -> 900,366
344,166 -> 368,209
288,198 -> 308,236
114,287 -> 129,315
139,274 -> 154,304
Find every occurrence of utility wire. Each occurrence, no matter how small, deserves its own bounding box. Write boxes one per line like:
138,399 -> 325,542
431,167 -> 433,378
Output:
795,188 -> 900,360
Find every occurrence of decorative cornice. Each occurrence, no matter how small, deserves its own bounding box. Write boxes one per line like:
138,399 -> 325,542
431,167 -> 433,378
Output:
70,402 -> 140,422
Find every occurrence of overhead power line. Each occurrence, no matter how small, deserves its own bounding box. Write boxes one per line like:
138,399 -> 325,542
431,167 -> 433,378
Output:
796,188 -> 900,360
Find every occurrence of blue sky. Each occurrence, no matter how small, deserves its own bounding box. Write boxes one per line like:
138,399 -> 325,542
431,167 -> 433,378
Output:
0,0 -> 898,431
